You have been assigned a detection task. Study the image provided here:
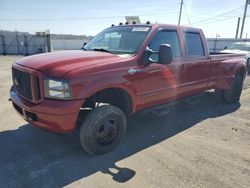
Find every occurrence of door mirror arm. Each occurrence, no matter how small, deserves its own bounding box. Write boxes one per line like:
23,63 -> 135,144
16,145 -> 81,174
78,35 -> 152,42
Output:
142,44 -> 173,66
142,46 -> 158,66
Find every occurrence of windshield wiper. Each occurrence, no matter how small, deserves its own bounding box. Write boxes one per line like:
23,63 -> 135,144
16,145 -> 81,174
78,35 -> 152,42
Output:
93,48 -> 115,54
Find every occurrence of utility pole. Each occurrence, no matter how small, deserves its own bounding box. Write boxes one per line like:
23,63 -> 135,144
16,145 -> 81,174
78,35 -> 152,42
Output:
235,17 -> 241,39
1,30 -> 6,55
240,0 -> 249,39
15,29 -> 20,55
24,34 -> 28,56
214,34 -> 220,52
46,30 -> 51,52
178,0 -> 184,25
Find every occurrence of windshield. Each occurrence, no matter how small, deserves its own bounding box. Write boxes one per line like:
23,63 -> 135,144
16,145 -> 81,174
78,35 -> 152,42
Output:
84,26 -> 151,55
228,43 -> 250,52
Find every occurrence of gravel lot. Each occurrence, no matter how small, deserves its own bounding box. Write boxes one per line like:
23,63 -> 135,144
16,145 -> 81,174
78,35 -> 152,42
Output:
0,55 -> 250,188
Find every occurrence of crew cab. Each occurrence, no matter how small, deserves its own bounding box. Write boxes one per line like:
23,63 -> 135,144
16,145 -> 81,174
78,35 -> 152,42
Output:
10,23 -> 247,155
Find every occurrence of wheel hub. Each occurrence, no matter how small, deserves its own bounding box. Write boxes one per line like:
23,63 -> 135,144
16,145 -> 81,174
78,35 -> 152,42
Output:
96,119 -> 118,146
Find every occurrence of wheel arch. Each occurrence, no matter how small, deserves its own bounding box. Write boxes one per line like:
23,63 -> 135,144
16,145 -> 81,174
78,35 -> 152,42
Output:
233,63 -> 247,80
81,86 -> 136,116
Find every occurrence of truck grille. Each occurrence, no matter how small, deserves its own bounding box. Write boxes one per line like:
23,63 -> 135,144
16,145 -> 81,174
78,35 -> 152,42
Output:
12,67 -> 41,101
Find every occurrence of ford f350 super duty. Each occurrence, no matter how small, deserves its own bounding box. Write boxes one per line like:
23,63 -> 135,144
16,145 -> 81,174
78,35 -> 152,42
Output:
10,23 -> 246,155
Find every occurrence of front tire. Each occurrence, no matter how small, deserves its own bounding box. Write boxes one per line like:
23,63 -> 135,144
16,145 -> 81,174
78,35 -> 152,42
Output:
224,73 -> 243,104
80,105 -> 127,155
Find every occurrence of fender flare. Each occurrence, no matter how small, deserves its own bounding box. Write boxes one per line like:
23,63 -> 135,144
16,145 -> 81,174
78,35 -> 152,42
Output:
76,76 -> 138,113
232,62 -> 247,79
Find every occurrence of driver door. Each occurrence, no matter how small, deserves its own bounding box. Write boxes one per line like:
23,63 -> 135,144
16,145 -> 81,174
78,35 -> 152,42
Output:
131,29 -> 184,107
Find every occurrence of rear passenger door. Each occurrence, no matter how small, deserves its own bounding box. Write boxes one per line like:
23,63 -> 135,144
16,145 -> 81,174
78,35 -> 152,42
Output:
182,31 -> 210,93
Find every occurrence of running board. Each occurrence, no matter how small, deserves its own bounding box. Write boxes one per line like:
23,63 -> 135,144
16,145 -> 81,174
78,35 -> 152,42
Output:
151,105 -> 170,117
140,93 -> 204,117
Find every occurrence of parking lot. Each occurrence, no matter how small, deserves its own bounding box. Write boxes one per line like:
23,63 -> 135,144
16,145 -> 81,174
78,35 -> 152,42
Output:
0,55 -> 250,188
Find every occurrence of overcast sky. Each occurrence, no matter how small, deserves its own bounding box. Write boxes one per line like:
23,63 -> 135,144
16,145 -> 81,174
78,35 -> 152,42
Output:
0,0 -> 249,38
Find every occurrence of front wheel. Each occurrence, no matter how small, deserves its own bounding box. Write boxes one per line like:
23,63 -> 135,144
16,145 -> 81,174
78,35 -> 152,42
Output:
224,73 -> 243,104
79,105 -> 127,155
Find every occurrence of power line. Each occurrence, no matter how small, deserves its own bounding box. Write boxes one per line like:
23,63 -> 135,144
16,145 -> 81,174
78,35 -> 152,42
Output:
192,6 -> 244,25
194,16 -> 238,26
183,4 -> 191,25
190,12 -> 244,18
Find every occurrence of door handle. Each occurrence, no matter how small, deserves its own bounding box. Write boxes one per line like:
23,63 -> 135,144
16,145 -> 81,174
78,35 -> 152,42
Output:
128,66 -> 161,75
181,64 -> 185,71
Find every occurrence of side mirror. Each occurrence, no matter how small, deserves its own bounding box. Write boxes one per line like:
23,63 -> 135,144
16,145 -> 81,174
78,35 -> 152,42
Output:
158,44 -> 173,65
142,44 -> 173,66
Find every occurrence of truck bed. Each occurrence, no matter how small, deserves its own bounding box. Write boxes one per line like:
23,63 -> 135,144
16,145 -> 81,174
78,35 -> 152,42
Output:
210,52 -> 244,61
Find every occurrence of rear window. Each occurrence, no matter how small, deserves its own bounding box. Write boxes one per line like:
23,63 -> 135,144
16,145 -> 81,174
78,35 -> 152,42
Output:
185,32 -> 205,56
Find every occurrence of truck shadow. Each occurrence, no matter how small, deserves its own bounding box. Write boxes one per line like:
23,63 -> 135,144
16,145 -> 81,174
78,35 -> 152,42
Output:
0,92 -> 240,187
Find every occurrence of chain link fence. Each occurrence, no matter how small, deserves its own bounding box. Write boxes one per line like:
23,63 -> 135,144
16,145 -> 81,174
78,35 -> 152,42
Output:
207,38 -> 250,52
1,30 -> 249,55
0,30 -> 50,55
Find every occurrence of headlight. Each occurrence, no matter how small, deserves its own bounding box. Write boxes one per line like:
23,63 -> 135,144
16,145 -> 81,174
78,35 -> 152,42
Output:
44,78 -> 72,99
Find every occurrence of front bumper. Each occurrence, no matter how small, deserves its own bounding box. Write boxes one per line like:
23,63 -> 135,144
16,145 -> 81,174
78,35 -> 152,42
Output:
10,86 -> 84,133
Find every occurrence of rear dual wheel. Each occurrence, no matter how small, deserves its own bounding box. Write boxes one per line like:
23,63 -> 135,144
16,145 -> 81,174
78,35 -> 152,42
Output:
215,73 -> 244,104
247,59 -> 250,74
224,73 -> 244,103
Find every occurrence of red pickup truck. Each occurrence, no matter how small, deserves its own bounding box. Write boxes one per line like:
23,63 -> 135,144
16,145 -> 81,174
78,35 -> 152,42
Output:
10,24 -> 246,155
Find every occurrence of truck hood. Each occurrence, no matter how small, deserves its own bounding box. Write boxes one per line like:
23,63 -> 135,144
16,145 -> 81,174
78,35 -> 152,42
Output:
15,50 -> 128,77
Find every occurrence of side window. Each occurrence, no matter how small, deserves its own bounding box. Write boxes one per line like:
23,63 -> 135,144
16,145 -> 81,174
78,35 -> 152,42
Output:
185,32 -> 205,56
150,30 -> 181,60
